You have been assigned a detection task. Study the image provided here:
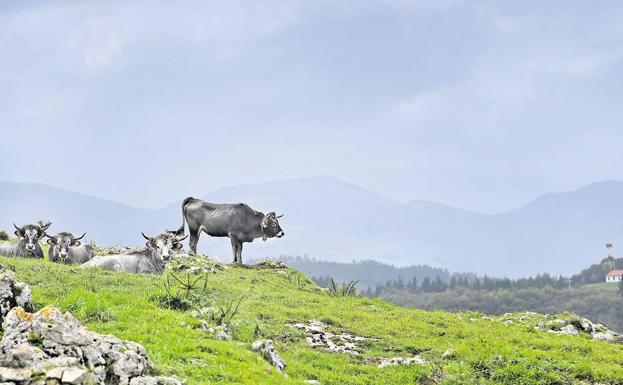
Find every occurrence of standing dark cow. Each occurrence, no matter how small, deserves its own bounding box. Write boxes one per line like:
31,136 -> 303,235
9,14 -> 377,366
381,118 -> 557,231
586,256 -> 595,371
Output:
81,232 -> 187,274
46,232 -> 93,264
177,197 -> 284,263
0,222 -> 51,259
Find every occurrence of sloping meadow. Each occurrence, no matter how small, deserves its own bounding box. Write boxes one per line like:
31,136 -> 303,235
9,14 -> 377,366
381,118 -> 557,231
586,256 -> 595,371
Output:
0,255 -> 621,385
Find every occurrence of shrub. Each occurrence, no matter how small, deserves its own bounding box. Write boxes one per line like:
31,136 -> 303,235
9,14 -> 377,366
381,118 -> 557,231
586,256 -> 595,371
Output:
0,230 -> 9,241
155,272 -> 211,311
204,297 -> 243,325
327,277 -> 358,297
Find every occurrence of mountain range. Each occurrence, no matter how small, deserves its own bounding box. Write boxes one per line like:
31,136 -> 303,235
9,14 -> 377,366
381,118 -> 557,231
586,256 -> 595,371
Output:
1,176 -> 620,276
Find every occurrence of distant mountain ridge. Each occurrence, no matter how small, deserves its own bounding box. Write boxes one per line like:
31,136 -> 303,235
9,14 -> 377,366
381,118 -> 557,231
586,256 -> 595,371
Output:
1,176 -> 621,276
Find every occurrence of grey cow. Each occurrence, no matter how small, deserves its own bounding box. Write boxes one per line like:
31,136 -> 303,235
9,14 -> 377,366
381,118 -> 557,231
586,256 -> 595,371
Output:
177,197 -> 284,264
81,232 -> 186,274
0,223 -> 51,259
46,232 -> 93,264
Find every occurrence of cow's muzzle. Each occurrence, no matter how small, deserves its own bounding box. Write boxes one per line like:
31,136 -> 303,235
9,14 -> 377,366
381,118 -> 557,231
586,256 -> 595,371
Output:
276,231 -> 285,238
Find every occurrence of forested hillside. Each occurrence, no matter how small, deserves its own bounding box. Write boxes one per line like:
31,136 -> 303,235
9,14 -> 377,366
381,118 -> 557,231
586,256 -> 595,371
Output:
274,256 -> 476,289
371,258 -> 623,332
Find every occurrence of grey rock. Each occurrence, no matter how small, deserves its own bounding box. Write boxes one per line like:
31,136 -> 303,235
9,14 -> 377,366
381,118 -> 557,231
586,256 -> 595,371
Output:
199,322 -> 232,341
252,340 -> 286,372
0,306 -> 185,385
0,366 -> 32,382
548,324 -> 578,336
593,331 -> 623,343
60,367 -> 89,384
253,260 -> 288,269
129,377 -> 158,385
44,367 -> 65,380
290,320 -> 375,355
560,324 -> 579,336
441,348 -> 456,359
377,356 -> 426,369
0,269 -> 33,324
580,318 -> 594,333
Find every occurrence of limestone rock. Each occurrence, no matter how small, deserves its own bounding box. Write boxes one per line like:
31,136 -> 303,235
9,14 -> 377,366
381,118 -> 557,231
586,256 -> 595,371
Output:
547,324 -> 578,336
202,324 -> 232,341
167,254 -> 226,274
0,306 -> 184,385
0,269 -> 33,324
253,260 -> 288,269
377,356 -> 426,369
593,331 -> 623,343
441,348 -> 456,359
290,320 -> 375,355
252,340 -> 286,372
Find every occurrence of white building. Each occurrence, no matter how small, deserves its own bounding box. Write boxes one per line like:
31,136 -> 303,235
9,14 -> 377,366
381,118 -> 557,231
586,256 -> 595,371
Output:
605,270 -> 623,283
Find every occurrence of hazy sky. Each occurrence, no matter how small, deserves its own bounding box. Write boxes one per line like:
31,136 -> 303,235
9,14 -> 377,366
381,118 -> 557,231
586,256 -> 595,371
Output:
2,1 -> 623,213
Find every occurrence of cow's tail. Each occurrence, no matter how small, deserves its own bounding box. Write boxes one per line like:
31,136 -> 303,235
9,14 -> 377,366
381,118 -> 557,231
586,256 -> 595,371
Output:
177,197 -> 194,235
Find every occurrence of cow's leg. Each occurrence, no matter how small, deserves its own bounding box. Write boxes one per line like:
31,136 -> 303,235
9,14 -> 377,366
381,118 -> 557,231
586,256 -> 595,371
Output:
238,242 -> 244,264
230,237 -> 240,263
189,226 -> 200,254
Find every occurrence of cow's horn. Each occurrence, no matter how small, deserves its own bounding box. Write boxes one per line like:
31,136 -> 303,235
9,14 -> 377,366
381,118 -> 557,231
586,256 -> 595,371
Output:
43,232 -> 54,239
74,232 -> 86,240
141,232 -> 151,240
13,223 -> 20,231
277,214 -> 284,218
176,234 -> 188,242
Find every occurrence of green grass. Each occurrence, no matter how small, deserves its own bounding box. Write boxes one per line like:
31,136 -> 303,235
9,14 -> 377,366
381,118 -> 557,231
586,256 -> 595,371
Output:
0,251 -> 622,384
587,282 -> 620,293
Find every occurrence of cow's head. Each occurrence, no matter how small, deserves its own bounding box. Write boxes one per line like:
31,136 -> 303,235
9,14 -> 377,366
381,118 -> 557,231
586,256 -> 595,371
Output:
14,222 -> 50,253
46,232 -> 85,261
142,232 -> 187,261
260,212 -> 285,241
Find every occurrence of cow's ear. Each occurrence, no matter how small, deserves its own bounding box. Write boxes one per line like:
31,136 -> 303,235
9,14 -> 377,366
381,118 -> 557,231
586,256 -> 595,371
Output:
14,230 -> 24,237
146,240 -> 156,249
47,238 -> 56,245
71,240 -> 81,247
173,242 -> 183,250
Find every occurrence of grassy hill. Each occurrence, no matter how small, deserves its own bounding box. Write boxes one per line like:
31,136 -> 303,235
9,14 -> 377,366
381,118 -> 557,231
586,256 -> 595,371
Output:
0,255 -> 620,385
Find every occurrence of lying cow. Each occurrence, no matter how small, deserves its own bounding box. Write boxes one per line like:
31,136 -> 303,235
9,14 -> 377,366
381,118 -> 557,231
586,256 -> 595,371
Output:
0,222 -> 51,259
177,197 -> 284,264
81,232 -> 186,274
46,232 -> 93,264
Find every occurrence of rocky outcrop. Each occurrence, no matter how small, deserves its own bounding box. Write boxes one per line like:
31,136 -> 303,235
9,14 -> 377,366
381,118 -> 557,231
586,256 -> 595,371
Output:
202,324 -> 233,341
252,260 -> 288,269
251,340 -> 286,372
167,254 -> 226,274
0,268 -> 32,323
0,306 -> 184,385
190,307 -> 233,341
376,356 -> 426,369
488,311 -> 623,344
290,320 -> 375,355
